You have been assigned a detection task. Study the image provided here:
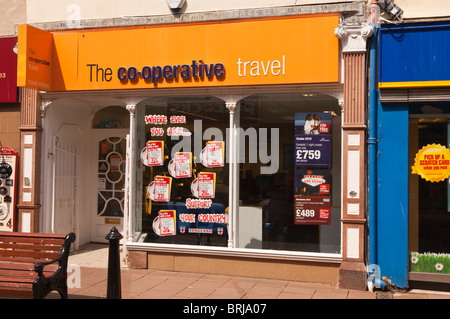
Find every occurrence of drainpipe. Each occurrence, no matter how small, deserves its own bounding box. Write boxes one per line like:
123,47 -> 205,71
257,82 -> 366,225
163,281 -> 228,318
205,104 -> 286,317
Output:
367,0 -> 385,291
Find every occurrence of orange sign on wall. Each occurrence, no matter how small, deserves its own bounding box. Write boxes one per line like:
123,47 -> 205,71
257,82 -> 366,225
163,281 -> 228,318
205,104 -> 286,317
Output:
17,24 -> 53,91
18,14 -> 340,92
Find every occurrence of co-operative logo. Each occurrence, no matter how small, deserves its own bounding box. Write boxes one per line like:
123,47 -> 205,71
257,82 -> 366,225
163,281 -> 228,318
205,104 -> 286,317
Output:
117,60 -> 226,84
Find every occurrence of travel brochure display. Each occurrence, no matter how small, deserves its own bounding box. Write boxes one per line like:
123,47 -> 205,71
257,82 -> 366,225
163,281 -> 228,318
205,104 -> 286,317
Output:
294,112 -> 332,225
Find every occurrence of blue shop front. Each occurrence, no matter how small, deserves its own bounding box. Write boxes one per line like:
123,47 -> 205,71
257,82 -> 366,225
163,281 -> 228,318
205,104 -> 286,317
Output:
375,22 -> 450,289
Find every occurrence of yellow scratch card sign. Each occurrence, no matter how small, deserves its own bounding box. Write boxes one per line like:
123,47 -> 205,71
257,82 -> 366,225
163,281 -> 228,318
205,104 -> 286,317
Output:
411,144 -> 450,182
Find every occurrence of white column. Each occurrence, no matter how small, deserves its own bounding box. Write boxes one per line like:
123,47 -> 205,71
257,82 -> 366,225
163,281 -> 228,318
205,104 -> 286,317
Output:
125,104 -> 136,244
226,101 -> 237,248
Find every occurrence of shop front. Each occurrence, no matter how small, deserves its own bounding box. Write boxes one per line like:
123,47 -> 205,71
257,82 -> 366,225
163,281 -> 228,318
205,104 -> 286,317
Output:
377,22 -> 450,288
16,13 -> 372,287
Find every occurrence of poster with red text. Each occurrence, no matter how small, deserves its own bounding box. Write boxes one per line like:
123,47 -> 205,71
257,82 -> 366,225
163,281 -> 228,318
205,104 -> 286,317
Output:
191,172 -> 216,199
147,175 -> 172,202
169,152 -> 192,178
145,141 -> 164,166
158,210 -> 176,236
201,141 -> 225,168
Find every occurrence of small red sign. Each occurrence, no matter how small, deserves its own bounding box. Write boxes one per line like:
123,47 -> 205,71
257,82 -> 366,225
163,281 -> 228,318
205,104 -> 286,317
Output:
0,37 -> 18,103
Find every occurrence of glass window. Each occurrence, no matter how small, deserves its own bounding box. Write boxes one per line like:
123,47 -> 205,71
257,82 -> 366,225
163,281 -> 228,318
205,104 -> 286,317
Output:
237,93 -> 341,253
134,96 -> 229,247
132,92 -> 341,255
92,105 -> 129,129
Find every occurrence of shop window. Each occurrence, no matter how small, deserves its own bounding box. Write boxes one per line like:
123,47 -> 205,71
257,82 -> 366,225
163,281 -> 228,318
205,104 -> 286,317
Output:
133,93 -> 341,254
134,96 -> 229,246
409,105 -> 450,274
237,93 -> 341,253
92,105 -> 129,129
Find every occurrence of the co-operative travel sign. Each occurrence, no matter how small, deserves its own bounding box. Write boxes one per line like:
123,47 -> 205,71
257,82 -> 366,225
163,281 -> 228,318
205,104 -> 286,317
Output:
17,14 -> 339,91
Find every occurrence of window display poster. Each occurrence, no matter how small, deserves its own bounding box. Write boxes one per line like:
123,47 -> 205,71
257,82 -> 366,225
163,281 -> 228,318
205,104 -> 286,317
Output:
411,143 -> 450,182
191,172 -> 216,199
294,169 -> 331,196
145,140 -> 164,166
169,152 -> 192,178
294,195 -> 331,225
295,112 -> 332,168
148,175 -> 172,202
201,141 -> 225,168
158,210 -> 176,236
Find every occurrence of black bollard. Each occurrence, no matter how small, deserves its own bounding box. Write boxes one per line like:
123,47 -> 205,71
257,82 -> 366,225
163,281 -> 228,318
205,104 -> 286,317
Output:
105,226 -> 123,299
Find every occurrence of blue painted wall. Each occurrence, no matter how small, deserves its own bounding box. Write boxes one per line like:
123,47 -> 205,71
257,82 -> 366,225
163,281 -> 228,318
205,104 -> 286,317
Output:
376,102 -> 409,288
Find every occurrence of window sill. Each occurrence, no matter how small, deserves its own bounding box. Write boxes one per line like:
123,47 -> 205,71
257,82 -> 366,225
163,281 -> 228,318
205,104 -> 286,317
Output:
125,241 -> 342,264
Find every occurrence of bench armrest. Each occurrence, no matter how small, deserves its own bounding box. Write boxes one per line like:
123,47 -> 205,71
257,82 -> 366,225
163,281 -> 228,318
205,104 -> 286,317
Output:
34,232 -> 76,276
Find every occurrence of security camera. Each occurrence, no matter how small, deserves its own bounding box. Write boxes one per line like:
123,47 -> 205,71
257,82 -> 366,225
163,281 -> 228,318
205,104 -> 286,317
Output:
378,0 -> 403,20
167,0 -> 186,13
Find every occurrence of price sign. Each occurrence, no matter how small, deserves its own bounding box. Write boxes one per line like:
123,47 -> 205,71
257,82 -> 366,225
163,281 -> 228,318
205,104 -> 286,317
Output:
158,210 -> 176,236
203,141 -> 225,168
197,172 -> 216,199
294,195 -> 331,225
173,152 -> 192,178
145,141 -> 164,166
294,113 -> 332,168
148,176 -> 172,202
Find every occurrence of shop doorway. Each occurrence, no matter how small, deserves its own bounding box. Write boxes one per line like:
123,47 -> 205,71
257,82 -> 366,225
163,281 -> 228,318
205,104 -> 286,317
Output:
409,116 -> 450,280
90,130 -> 128,242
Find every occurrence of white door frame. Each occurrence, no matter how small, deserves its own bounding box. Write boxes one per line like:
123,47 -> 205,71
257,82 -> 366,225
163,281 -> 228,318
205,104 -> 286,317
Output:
90,129 -> 128,243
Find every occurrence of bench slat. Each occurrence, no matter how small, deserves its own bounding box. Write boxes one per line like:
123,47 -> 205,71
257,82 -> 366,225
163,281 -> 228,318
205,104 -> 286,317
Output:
0,249 -> 60,260
0,242 -> 64,251
0,287 -> 33,297
0,236 -> 65,245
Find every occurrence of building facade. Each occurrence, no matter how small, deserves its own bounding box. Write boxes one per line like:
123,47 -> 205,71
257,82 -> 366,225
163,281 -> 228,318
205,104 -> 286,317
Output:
5,0 -> 449,291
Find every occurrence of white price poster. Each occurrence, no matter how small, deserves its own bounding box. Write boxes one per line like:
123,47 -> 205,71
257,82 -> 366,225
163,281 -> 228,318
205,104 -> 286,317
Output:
146,140 -> 164,166
158,210 -> 176,236
169,152 -> 192,178
197,172 -> 216,199
202,141 -> 224,168
147,175 -> 172,202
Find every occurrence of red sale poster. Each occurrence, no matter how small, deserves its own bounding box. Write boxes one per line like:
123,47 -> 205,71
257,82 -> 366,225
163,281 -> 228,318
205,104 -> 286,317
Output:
201,141 -> 225,168
145,141 -> 164,166
158,210 -> 176,236
147,176 -> 172,202
191,172 -> 216,199
169,152 -> 192,178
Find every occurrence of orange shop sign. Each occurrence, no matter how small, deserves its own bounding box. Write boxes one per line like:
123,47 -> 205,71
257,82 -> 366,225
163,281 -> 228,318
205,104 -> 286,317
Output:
17,14 -> 339,91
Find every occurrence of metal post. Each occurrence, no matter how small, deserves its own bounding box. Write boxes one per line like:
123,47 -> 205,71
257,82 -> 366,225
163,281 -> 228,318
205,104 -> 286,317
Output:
105,226 -> 123,299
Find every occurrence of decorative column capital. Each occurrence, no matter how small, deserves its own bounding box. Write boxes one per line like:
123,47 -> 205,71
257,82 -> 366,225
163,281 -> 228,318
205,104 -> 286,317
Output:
126,104 -> 136,115
225,102 -> 237,113
335,23 -> 373,54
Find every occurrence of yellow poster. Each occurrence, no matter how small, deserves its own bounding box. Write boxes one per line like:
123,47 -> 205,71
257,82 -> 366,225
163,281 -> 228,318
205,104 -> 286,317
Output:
411,144 -> 450,182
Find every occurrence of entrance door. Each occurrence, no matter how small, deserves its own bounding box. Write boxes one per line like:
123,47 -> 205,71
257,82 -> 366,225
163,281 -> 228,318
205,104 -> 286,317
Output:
409,117 -> 450,277
91,130 -> 128,242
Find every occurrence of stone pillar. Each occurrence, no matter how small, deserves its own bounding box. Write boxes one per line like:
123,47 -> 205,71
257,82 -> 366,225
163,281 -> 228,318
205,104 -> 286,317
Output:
17,87 -> 42,232
335,23 -> 373,290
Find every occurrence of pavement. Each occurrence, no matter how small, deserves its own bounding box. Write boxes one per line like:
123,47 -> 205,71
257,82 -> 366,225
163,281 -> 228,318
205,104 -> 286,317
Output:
59,243 -> 450,300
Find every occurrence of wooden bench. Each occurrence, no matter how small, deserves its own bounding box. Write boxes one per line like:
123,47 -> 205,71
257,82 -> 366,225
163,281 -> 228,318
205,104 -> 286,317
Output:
0,232 -> 76,299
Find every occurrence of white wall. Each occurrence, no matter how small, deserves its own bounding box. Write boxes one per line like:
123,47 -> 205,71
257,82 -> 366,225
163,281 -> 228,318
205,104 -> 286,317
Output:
26,0 -> 358,24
